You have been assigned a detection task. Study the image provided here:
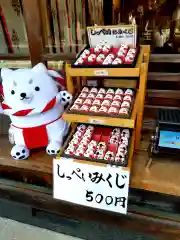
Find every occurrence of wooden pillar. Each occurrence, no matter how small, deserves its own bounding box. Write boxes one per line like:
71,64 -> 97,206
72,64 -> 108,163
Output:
135,46 -> 150,151
22,0 -> 44,66
135,65 -> 149,151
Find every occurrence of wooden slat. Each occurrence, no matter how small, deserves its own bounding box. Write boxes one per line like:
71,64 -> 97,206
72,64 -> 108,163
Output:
42,53 -> 76,61
148,72 -> 180,81
150,54 -> 180,63
145,105 -> 180,110
146,97 -> 180,107
22,0 -> 44,66
39,0 -> 53,53
147,90 -> 180,99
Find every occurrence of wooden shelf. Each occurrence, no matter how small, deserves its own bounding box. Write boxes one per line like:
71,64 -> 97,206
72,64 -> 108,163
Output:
63,113 -> 135,128
67,66 -> 140,77
66,46 -> 145,78
65,45 -> 150,152
63,91 -> 138,128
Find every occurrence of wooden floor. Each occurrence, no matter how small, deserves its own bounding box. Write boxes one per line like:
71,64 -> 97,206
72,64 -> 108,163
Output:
1,132 -> 180,197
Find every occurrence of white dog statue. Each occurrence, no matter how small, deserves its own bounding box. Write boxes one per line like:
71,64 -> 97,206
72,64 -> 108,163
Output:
0,63 -> 72,160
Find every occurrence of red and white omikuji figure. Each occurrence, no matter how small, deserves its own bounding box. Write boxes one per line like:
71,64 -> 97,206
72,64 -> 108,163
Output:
0,63 -> 72,160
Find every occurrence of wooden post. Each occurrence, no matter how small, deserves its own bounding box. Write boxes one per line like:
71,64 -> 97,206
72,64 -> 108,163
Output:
112,0 -> 121,24
22,0 -> 44,66
135,63 -> 148,151
65,64 -> 74,94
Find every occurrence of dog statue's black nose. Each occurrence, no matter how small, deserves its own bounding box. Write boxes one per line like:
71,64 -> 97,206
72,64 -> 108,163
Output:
20,93 -> 26,98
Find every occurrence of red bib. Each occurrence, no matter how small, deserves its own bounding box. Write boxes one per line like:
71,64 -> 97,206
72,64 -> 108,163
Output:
23,125 -> 48,149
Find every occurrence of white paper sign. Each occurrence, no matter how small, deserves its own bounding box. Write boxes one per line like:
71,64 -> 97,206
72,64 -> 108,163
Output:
88,119 -> 104,125
53,159 -> 130,214
94,70 -> 108,76
87,25 -> 137,47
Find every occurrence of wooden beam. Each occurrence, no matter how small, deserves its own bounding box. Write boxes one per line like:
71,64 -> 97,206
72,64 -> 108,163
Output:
22,0 -> 44,66
0,55 -> 30,60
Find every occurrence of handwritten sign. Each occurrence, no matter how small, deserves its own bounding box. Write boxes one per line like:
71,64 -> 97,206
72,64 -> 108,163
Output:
53,159 -> 130,214
87,25 -> 137,47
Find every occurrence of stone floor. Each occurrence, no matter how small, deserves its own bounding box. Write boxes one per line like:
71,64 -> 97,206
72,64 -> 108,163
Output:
0,217 -> 82,240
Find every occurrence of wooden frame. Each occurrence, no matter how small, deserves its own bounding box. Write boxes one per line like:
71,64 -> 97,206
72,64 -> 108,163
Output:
64,45 -> 150,153
2,3 -> 180,238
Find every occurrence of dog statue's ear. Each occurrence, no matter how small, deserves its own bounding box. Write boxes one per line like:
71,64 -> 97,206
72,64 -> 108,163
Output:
48,69 -> 63,78
32,63 -> 47,73
1,68 -> 14,82
47,70 -> 65,90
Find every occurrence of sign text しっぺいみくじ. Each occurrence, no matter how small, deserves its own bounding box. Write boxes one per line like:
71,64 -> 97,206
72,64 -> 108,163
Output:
53,159 -> 130,214
87,25 -> 137,47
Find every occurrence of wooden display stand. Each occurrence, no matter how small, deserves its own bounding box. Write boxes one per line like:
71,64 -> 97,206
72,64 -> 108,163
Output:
62,45 -> 150,170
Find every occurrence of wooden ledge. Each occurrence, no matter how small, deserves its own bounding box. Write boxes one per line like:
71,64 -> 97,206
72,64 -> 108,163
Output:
131,131 -> 180,197
0,136 -> 52,176
1,130 -> 180,197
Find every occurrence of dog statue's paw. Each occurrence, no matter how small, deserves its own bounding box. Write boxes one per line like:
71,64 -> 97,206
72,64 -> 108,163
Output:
46,141 -> 61,155
11,145 -> 29,160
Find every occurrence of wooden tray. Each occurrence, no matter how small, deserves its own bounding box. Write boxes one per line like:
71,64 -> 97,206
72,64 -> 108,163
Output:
61,123 -> 135,168
71,45 -> 140,68
67,87 -> 135,119
63,91 -> 139,129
